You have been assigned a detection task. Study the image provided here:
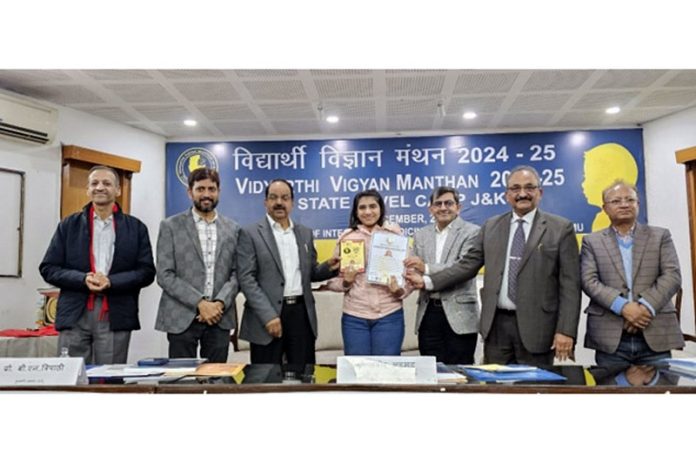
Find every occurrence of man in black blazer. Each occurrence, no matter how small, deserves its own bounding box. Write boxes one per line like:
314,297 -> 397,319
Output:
407,165 -> 580,366
237,179 -> 338,365
40,166 -> 155,364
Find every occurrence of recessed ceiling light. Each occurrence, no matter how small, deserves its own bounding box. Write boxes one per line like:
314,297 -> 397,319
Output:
605,106 -> 621,115
326,115 -> 339,124
183,119 -> 197,126
462,111 -> 477,120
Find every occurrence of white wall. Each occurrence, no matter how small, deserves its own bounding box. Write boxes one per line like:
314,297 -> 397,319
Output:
643,106 -> 696,355
0,97 -> 167,362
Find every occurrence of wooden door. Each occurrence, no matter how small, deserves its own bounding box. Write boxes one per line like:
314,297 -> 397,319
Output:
61,145 -> 140,219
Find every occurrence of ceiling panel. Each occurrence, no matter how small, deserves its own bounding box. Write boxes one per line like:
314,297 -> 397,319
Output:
197,103 -> 256,120
386,75 -> 445,97
592,70 -> 667,89
571,91 -> 641,110
1,69 -> 696,140
508,93 -> 573,112
243,80 -> 307,100
174,81 -> 241,101
104,83 -> 177,103
83,70 -> 154,81
315,78 -> 373,98
522,70 -> 595,91
453,72 -> 518,94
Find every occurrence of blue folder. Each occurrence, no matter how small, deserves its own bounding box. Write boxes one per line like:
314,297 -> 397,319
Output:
458,365 -> 566,383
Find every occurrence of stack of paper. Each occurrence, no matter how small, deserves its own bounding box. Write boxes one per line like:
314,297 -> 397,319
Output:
436,363 -> 468,384
661,358 -> 696,377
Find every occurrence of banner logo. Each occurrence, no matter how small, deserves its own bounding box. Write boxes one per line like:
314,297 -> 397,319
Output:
175,147 -> 219,185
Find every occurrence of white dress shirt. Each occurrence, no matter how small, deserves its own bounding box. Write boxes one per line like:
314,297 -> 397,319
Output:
92,212 -> 115,275
497,208 -> 537,310
424,220 -> 455,299
266,215 -> 303,297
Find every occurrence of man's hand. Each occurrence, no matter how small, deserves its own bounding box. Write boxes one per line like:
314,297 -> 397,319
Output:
623,320 -> 639,334
551,333 -> 574,361
265,317 -> 282,338
404,269 -> 425,289
197,300 -> 223,325
327,256 -> 340,271
403,256 -> 425,274
388,275 -> 404,297
625,365 -> 656,386
622,302 -> 652,330
85,272 -> 110,292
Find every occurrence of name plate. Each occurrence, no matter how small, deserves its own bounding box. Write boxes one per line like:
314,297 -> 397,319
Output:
0,357 -> 88,386
337,356 -> 437,384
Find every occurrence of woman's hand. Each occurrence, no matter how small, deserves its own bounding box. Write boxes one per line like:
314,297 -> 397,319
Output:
342,264 -> 358,289
388,275 -> 405,297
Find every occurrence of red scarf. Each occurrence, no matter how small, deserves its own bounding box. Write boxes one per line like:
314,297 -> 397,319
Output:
87,204 -> 118,320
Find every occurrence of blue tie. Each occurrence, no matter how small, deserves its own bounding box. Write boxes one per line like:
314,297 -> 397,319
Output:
507,219 -> 526,303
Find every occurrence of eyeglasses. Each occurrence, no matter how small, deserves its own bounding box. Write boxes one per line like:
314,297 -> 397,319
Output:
605,197 -> 637,206
507,185 -> 539,193
432,200 -> 456,208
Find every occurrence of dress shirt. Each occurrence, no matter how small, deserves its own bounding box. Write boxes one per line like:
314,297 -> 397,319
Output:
608,225 -> 656,317
192,208 -> 218,298
92,211 -> 115,275
266,214 -> 302,297
424,220 -> 455,299
496,209 -> 537,310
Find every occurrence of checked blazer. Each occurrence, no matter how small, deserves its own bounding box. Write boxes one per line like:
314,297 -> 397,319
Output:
155,210 -> 240,334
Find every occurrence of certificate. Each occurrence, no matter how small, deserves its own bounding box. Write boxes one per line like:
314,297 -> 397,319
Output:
366,231 -> 409,286
340,240 -> 365,273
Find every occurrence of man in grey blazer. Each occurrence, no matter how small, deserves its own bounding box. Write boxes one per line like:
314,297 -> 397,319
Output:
406,166 -> 581,366
405,187 -> 480,364
581,180 -> 683,366
237,179 -> 338,365
155,168 -> 240,362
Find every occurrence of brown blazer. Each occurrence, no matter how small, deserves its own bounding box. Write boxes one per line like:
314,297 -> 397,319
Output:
430,209 -> 581,354
581,224 -> 684,354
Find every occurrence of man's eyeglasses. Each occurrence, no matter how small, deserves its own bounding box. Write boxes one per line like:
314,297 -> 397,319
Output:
507,185 -> 539,193
605,197 -> 637,206
432,200 -> 456,208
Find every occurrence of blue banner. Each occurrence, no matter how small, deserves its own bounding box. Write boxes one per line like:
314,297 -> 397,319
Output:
166,129 -> 645,258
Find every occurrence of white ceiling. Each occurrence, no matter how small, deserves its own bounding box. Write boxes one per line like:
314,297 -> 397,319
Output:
2,69 -> 696,140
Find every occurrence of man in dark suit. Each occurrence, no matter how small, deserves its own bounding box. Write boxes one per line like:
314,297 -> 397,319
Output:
581,181 -> 683,367
40,165 -> 155,364
155,168 -> 240,362
237,179 -> 338,365
406,165 -> 581,366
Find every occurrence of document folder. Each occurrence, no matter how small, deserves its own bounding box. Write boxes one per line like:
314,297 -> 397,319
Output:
457,364 -> 566,383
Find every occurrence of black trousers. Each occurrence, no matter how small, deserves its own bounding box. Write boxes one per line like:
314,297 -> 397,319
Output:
250,299 -> 316,366
484,309 -> 554,367
167,320 -> 230,363
418,301 -> 478,365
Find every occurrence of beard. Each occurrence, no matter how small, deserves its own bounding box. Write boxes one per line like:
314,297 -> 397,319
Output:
194,197 -> 218,213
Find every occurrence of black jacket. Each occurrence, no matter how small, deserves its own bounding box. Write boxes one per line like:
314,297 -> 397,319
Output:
39,203 -> 155,331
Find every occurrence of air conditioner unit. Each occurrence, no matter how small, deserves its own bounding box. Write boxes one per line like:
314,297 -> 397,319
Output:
0,92 -> 58,145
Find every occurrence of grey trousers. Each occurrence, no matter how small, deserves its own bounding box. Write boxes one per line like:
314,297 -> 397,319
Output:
57,298 -> 131,364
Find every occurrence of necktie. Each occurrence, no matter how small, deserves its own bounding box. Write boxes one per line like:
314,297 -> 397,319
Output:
507,219 -> 526,303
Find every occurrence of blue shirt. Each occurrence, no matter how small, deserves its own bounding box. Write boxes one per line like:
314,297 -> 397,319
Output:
609,227 -> 656,316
